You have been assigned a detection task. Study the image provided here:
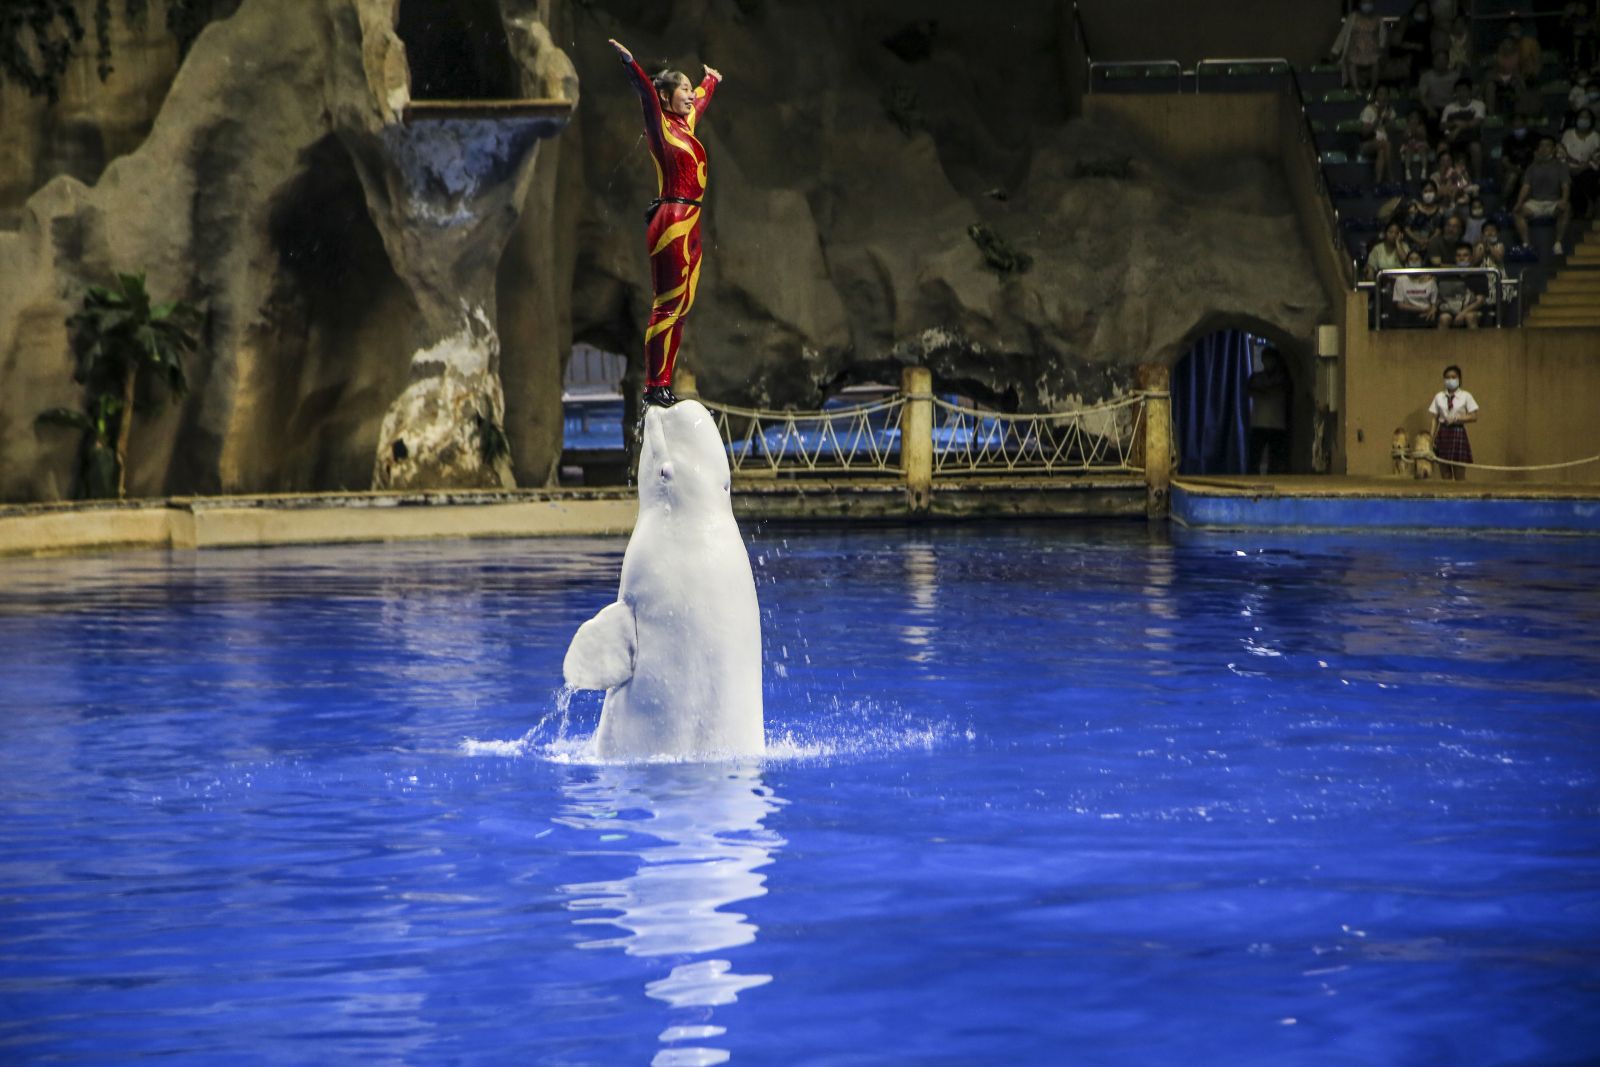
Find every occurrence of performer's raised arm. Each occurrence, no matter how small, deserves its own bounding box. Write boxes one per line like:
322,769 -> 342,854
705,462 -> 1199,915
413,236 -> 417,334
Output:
610,39 -> 665,144
691,65 -> 723,127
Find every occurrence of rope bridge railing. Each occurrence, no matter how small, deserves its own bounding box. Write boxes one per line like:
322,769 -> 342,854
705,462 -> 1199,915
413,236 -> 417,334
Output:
931,393 -> 1147,475
702,395 -> 908,475
699,391 -> 1152,477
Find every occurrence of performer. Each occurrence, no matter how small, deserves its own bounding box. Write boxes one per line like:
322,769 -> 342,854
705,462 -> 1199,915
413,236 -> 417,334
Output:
609,38 -> 722,407
1428,364 -> 1479,482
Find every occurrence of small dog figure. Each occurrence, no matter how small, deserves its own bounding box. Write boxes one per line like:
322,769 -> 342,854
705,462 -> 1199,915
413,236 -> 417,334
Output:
1411,431 -> 1434,479
1391,428 -> 1412,476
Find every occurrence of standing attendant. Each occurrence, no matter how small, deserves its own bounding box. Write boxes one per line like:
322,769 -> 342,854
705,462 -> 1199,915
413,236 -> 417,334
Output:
609,38 -> 723,408
1429,364 -> 1479,480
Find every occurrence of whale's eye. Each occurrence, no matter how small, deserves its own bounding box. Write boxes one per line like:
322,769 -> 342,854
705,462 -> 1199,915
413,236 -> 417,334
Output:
659,463 -> 673,481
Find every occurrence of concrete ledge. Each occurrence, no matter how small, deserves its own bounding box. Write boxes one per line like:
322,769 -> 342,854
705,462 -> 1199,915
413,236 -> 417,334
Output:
1173,476 -> 1600,535
0,489 -> 638,558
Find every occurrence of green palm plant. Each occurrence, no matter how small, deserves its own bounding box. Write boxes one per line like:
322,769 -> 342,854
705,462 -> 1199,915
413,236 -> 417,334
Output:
36,273 -> 201,499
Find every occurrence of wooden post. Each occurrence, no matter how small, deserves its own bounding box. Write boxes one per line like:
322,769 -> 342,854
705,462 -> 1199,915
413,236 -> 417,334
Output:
902,365 -> 933,513
1137,363 -> 1172,520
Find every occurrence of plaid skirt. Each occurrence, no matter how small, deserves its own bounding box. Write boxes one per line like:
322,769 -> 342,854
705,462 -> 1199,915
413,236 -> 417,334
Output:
1434,424 -> 1473,465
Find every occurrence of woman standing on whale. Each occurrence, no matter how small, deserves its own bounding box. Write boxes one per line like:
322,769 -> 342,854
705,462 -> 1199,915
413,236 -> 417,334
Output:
608,38 -> 722,408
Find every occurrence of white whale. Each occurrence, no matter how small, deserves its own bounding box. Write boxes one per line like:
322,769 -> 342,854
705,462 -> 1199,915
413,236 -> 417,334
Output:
563,399 -> 764,759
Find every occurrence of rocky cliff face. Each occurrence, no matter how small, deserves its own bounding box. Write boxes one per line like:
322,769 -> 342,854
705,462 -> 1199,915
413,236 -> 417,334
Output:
0,0 -> 1328,502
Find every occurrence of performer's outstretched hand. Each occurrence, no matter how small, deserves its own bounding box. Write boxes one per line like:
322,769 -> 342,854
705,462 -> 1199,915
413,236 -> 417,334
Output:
608,38 -> 633,63
703,64 -> 723,82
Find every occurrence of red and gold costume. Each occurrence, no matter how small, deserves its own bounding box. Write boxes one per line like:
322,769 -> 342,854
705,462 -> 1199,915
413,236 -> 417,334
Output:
621,58 -> 718,389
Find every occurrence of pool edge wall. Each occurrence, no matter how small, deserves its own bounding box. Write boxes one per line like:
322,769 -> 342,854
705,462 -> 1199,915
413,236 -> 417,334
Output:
0,493 -> 639,557
1172,482 -> 1600,536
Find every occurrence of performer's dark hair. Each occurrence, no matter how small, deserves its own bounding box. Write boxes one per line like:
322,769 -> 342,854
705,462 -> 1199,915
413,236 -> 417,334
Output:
652,69 -> 690,96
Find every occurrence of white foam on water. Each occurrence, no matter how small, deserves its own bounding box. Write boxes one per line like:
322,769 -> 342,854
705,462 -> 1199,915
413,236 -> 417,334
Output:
461,693 -> 969,766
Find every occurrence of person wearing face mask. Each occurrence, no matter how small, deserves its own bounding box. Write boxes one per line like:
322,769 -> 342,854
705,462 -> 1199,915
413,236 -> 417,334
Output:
1561,107 -> 1600,218
609,38 -> 724,408
1428,365 -> 1479,480
1515,135 -> 1573,254
1463,198 -> 1489,244
1405,180 -> 1446,251
1342,1 -> 1385,94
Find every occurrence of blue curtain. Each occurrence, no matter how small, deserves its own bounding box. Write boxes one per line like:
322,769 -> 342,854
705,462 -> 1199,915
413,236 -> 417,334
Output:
1172,331 -> 1252,475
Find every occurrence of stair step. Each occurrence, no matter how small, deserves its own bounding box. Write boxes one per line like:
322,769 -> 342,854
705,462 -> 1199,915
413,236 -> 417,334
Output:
1541,279 -> 1600,293
1525,311 -> 1600,325
1532,293 -> 1600,308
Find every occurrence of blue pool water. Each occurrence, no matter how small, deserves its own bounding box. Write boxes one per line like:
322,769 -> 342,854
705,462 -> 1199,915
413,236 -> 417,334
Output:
2,525 -> 1598,1065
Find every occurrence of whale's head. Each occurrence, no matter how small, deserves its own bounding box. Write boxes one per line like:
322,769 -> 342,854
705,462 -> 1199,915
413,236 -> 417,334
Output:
639,400 -> 732,513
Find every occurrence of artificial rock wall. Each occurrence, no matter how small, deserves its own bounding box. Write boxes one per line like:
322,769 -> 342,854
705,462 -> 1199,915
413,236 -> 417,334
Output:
0,0 -> 1328,502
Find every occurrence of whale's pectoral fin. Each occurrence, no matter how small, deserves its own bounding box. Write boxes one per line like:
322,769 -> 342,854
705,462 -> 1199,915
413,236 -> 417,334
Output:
563,600 -> 637,691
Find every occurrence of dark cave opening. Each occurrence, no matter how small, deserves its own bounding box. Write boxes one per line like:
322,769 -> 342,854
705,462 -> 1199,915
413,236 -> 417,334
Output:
395,0 -> 519,100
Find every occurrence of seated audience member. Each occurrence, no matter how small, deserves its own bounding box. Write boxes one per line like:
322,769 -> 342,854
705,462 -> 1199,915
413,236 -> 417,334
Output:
1400,111 -> 1432,179
1463,198 -> 1489,244
1473,220 -> 1505,263
1426,213 -> 1467,264
1431,148 -> 1479,207
1342,1 -> 1385,95
1395,2 -> 1436,84
1486,39 -> 1525,115
1391,248 -> 1439,325
1561,107 -> 1600,217
1446,14 -> 1473,71
1508,20 -> 1542,81
1499,116 -> 1542,200
1564,2 -> 1598,70
1360,86 -> 1398,181
1439,79 -> 1486,176
1404,180 -> 1446,249
1366,221 -> 1410,280
1515,135 -> 1574,253
1417,50 -> 1460,129
1479,235 -> 1511,299
1437,243 -> 1487,328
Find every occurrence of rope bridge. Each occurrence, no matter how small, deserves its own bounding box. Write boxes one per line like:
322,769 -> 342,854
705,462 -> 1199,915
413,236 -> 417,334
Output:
699,391 -> 1150,477
703,395 -> 907,475
930,393 -> 1146,475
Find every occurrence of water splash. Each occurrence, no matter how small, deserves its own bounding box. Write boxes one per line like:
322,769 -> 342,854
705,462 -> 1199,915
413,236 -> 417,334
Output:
462,692 -> 968,765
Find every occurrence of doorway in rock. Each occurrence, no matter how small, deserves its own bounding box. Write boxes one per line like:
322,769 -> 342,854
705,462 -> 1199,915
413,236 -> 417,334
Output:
1172,330 -> 1295,476
395,0 -> 519,100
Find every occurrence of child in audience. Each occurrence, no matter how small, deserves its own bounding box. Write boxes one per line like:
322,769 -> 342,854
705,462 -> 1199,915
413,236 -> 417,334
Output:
1392,248 -> 1439,326
1561,107 -> 1600,216
1401,111 -> 1432,179
1431,147 -> 1480,205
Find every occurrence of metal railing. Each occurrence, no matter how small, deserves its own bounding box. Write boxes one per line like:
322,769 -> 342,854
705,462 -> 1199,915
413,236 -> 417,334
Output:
1194,57 -> 1293,90
1372,266 -> 1507,330
702,395 -> 907,476
930,394 -> 1147,475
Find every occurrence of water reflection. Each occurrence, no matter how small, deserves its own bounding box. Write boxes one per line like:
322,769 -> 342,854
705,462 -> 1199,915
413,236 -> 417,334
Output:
556,763 -> 784,1066
901,542 -> 938,663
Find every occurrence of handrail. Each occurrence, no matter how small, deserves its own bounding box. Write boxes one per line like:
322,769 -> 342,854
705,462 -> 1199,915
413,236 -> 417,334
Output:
1194,56 -> 1293,89
1087,59 -> 1184,93
1373,266 -> 1505,331
1287,63 -> 1357,290
1071,0 -> 1093,96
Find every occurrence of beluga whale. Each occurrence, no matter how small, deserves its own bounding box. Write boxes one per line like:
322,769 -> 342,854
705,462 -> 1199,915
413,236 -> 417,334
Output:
563,399 -> 764,759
